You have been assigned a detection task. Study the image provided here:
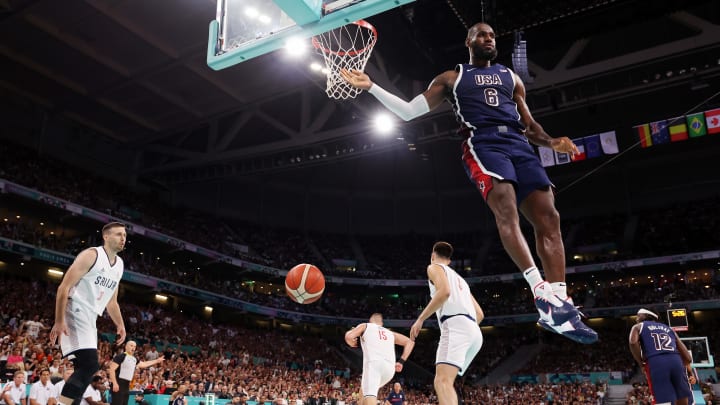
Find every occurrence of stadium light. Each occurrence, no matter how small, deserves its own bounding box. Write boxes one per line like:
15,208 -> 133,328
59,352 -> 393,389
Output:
373,113 -> 395,135
48,268 -> 64,277
285,37 -> 308,57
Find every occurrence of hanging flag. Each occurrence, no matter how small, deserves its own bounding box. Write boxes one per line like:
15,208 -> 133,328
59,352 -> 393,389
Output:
538,146 -> 556,167
668,117 -> 688,142
584,134 -> 602,158
571,138 -> 587,161
599,131 -> 619,154
686,112 -> 707,137
650,120 -> 670,144
555,151 -> 571,165
635,124 -> 652,148
705,108 -> 720,134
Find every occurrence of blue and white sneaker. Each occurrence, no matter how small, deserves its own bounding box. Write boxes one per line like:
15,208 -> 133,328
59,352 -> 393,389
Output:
536,296 -> 598,344
534,294 -> 577,326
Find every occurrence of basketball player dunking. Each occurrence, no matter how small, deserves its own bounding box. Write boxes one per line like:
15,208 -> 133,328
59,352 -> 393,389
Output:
50,222 -> 127,405
345,313 -> 414,405
341,22 -> 597,344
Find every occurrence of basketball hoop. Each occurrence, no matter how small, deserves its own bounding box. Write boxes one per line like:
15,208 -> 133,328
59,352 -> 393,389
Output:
312,19 -> 377,99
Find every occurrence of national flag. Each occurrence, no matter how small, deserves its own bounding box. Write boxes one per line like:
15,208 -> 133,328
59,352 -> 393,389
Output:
555,151 -> 571,165
538,146 -> 555,167
705,108 -> 720,134
571,138 -> 586,161
668,117 -> 688,142
635,124 -> 652,148
584,134 -> 602,158
650,120 -> 670,144
686,112 -> 706,137
599,131 -> 619,154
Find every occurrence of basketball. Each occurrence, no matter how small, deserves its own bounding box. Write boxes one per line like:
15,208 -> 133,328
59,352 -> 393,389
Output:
285,263 -> 325,304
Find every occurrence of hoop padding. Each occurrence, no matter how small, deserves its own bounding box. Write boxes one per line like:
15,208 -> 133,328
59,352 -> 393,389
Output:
312,20 -> 377,99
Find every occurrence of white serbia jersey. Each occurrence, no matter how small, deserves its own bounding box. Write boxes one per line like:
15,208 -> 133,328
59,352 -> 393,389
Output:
360,323 -> 396,363
69,246 -> 123,315
429,264 -> 475,324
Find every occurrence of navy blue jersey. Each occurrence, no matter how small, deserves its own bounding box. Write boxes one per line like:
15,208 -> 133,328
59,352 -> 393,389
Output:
385,391 -> 405,404
638,321 -> 681,359
451,63 -> 524,133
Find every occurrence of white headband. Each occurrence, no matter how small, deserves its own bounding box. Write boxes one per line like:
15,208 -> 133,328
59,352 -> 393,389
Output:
637,308 -> 659,319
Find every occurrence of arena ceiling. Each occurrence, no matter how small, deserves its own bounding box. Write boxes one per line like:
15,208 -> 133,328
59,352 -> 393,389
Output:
1,0 -> 720,224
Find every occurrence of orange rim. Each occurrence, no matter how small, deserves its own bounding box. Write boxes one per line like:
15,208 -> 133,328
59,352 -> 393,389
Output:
312,19 -> 377,57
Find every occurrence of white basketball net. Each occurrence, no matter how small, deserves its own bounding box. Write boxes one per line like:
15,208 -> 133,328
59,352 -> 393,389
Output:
312,20 -> 377,100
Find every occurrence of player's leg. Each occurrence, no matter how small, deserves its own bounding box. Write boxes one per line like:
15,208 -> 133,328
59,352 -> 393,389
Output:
514,152 -> 597,343
434,364 -> 460,405
435,318 -> 477,405
462,136 -> 538,273
518,188 -> 564,284
59,302 -> 101,405
647,357 -> 677,405
668,356 -> 694,405
485,180 -> 537,271
59,349 -> 100,405
360,362 -> 382,405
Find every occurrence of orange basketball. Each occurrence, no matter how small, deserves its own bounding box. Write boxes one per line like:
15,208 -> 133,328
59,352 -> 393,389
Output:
285,263 -> 325,304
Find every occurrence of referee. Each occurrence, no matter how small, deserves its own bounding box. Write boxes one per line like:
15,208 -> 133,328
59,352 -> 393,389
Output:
108,341 -> 164,405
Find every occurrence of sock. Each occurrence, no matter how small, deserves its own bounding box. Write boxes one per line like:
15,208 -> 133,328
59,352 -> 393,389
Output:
551,282 -> 568,300
523,267 -> 551,298
524,267 -> 564,306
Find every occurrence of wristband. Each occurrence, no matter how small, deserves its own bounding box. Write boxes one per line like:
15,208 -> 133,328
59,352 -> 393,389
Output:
397,358 -> 405,365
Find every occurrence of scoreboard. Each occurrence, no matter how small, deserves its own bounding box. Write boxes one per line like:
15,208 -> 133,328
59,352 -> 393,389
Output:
667,308 -> 689,332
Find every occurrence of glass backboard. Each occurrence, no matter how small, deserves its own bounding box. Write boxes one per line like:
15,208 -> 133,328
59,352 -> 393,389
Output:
207,0 -> 417,70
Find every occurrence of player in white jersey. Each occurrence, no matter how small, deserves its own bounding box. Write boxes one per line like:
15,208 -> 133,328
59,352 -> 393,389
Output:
345,313 -> 415,405
49,222 -> 127,405
410,242 -> 484,405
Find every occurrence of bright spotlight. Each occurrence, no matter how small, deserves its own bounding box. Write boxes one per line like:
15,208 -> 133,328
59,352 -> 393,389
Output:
320,67 -> 330,75
374,113 -> 395,135
258,15 -> 271,24
285,37 -> 307,57
310,62 -> 322,71
244,8 -> 259,18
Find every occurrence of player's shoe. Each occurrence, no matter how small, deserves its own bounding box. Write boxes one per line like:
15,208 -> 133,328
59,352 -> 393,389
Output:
537,297 -> 598,344
534,294 -> 577,326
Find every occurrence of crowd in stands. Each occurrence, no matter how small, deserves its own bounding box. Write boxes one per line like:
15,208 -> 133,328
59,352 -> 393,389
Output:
2,141 -> 720,282
0,275 -> 622,405
2,210 -> 720,327
465,382 -> 606,404
516,326 -> 633,377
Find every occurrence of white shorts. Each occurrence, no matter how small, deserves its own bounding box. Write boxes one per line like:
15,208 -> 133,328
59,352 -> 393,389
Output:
361,358 -> 394,397
60,299 -> 99,356
436,315 -> 483,376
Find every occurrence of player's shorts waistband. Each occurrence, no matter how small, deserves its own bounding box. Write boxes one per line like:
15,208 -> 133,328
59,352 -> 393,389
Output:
440,314 -> 476,323
460,125 -> 524,137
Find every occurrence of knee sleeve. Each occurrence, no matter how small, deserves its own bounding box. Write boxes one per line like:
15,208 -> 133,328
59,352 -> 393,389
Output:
62,349 -> 100,399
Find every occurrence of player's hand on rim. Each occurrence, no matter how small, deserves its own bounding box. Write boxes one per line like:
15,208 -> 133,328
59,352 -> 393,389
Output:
340,69 -> 372,90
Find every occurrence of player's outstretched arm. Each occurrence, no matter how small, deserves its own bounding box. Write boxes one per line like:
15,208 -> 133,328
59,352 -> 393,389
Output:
344,323 -> 367,348
49,248 -> 97,346
512,73 -> 579,155
340,69 -> 452,121
392,332 -> 415,372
